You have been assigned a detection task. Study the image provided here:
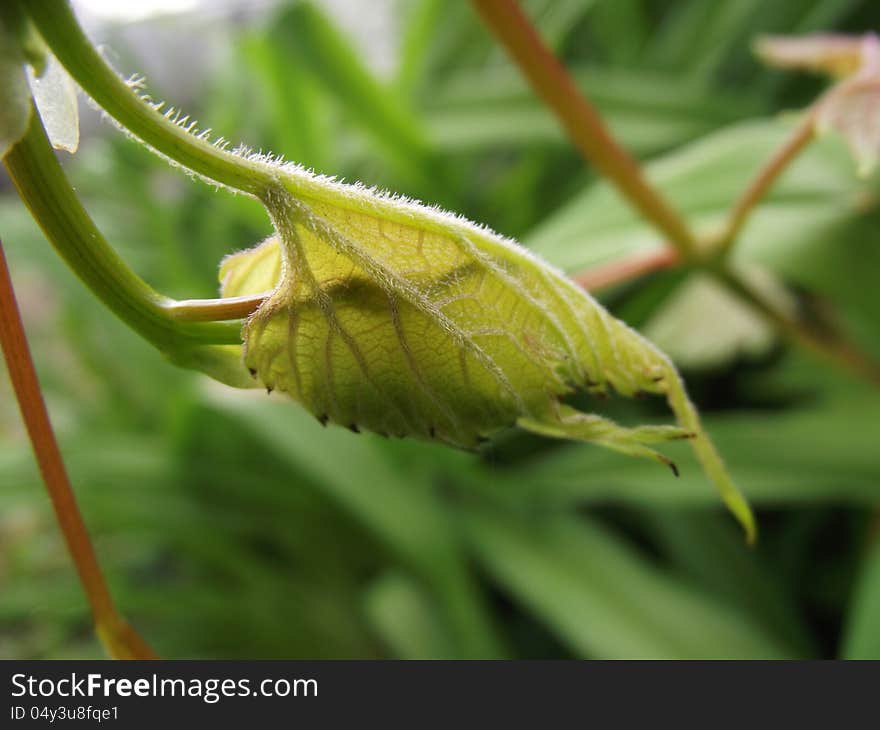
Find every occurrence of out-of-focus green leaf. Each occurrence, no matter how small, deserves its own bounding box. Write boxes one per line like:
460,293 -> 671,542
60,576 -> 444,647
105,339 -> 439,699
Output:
589,0 -> 648,65
464,506 -> 794,658
270,2 -> 435,187
207,391 -> 505,659
642,268 -> 795,370
527,118 -> 879,366
394,0 -> 445,97
522,0 -> 598,51
841,538 -> 880,658
646,0 -> 856,81
527,119 -> 862,273
644,510 -> 816,655
427,65 -> 755,154
240,31 -> 331,173
364,572 -> 456,658
682,0 -> 764,80
647,1 -> 725,71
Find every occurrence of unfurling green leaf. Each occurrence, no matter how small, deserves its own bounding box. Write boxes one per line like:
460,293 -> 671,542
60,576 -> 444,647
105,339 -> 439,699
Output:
219,171 -> 755,541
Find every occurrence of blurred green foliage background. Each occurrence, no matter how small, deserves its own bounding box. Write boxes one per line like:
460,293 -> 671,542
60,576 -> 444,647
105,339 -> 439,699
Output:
2,0 -> 880,659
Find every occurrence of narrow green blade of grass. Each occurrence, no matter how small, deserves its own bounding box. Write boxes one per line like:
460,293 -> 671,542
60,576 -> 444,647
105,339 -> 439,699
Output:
526,119 -> 860,274
209,391 -> 505,659
464,506 -> 796,658
644,509 -> 816,655
522,0 -> 599,51
475,383 -> 880,509
240,32 -> 332,173
270,2 -> 435,188
364,572 -> 457,658
589,0 -> 648,65
394,0 -> 445,97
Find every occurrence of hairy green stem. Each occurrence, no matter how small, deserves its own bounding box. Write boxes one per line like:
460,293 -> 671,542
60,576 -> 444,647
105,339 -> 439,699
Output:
4,109 -> 242,350
26,0 -> 275,197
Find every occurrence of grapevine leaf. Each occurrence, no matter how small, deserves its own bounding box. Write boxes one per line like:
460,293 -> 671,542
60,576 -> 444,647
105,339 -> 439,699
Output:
219,172 -> 755,540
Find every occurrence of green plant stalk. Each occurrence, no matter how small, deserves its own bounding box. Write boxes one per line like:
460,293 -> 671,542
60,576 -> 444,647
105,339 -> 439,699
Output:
470,0 -> 700,259
3,110 -> 244,351
26,0 -> 275,197
0,238 -> 157,659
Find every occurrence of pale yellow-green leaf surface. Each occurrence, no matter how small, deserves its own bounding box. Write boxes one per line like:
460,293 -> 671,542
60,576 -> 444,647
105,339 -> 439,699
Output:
219,170 -> 755,541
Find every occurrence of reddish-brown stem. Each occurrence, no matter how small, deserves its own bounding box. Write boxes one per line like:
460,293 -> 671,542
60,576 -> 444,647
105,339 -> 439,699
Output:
0,239 -> 156,659
718,115 -> 816,253
471,0 -> 699,258
573,248 -> 681,292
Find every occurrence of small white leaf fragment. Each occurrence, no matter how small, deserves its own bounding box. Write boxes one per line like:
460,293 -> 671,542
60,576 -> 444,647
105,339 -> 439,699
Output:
754,34 -> 876,78
28,53 -> 79,153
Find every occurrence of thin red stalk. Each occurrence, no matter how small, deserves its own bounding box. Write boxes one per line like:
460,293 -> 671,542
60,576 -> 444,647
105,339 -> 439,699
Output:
573,248 -> 681,292
719,115 -> 816,252
471,0 -> 698,259
0,239 -> 156,659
